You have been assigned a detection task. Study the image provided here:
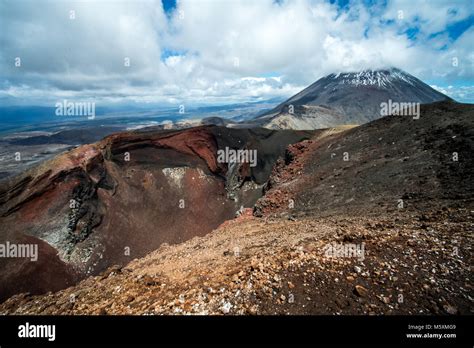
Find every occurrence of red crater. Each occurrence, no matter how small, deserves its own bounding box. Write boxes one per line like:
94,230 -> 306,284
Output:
0,125 -> 314,301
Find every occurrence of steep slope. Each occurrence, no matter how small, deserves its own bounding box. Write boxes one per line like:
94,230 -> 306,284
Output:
262,105 -> 350,130
0,211 -> 471,315
0,126 -> 314,301
255,101 -> 473,218
255,68 -> 451,129
1,101 -> 472,315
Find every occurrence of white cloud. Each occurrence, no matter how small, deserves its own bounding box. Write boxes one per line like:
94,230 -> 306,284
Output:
431,84 -> 474,102
0,0 -> 472,105
383,0 -> 472,34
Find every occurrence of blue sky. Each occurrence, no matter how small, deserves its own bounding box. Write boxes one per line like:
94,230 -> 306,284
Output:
0,0 -> 472,106
162,0 -> 177,13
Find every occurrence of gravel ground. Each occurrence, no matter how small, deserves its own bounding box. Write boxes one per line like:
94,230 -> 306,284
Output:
1,208 -> 471,315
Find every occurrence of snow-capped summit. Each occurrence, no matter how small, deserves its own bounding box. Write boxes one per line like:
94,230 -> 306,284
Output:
256,68 -> 451,129
332,68 -> 419,88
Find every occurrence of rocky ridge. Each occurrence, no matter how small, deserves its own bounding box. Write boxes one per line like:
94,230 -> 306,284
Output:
0,101 -> 472,315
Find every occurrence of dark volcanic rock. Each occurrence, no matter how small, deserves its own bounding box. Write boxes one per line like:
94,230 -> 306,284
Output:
255,68 -> 451,129
0,102 -> 471,316
254,101 -> 474,218
0,126 -> 313,301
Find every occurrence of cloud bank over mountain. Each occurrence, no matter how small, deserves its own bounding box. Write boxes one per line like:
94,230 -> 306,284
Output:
0,0 -> 472,105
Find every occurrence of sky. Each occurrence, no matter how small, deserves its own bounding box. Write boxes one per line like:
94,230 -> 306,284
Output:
0,0 -> 473,107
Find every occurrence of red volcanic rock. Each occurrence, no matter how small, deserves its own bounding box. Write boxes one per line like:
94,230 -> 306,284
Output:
0,125 -> 313,301
154,128 -> 223,174
0,102 -> 472,315
50,144 -> 102,177
253,139 -> 314,217
217,207 -> 254,229
256,101 -> 474,219
237,161 -> 251,179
